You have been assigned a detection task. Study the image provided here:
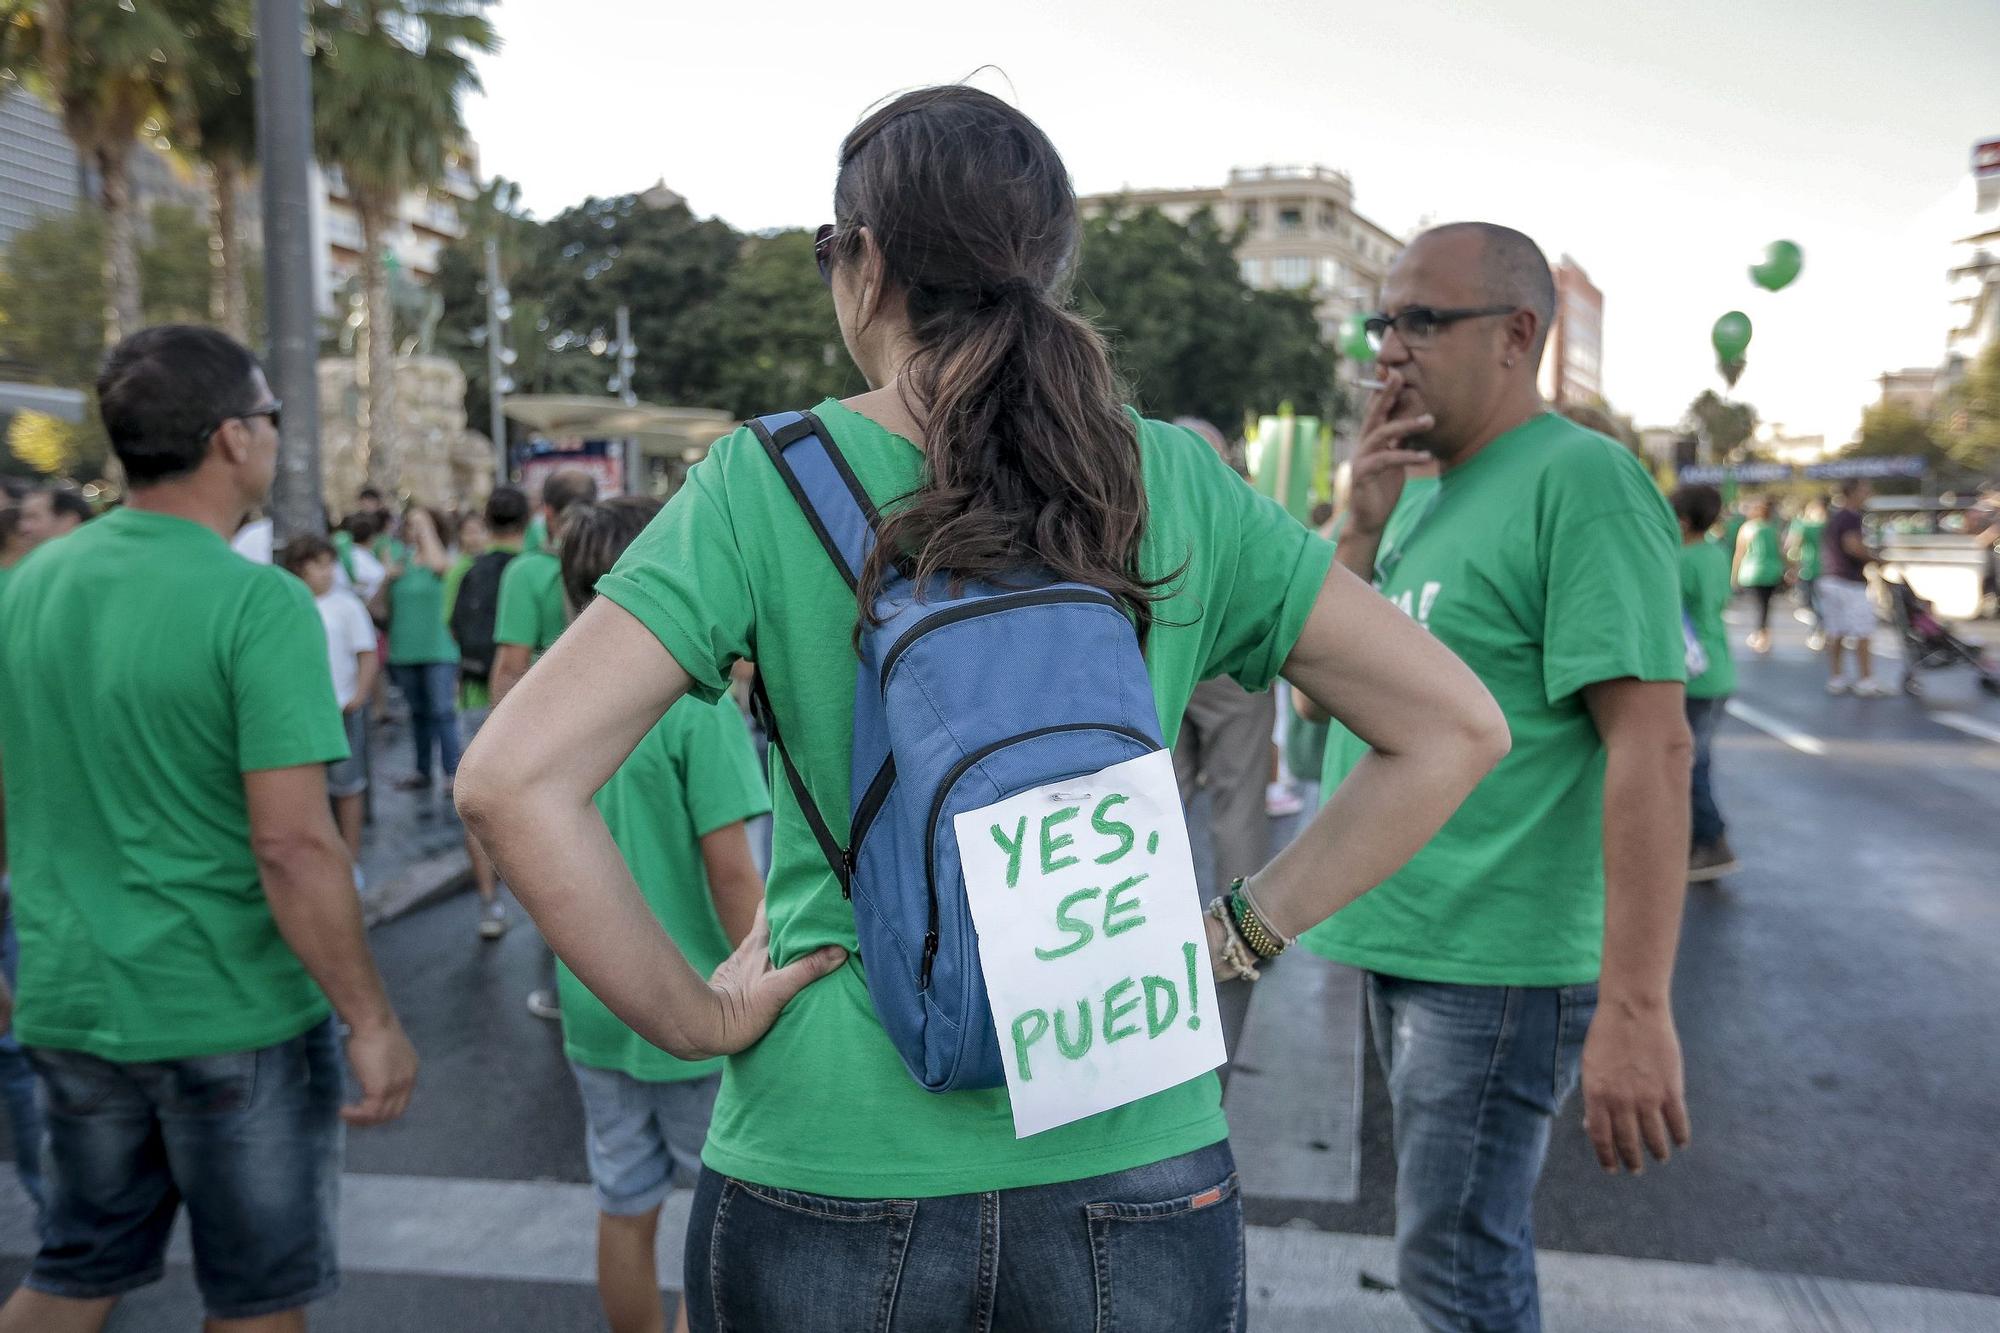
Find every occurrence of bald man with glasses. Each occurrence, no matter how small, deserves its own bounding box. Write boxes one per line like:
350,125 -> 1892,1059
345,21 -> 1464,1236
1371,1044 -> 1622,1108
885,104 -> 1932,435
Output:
1298,223 -> 1694,1332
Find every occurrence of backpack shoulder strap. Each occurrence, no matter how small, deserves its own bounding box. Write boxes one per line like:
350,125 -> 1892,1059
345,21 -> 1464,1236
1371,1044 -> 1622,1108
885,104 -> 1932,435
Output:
743,409 -> 887,897
747,410 -> 881,592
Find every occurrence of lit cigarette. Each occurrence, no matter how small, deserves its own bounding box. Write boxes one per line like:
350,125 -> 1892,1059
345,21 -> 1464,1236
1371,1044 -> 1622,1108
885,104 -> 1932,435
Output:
1358,378 -> 1387,390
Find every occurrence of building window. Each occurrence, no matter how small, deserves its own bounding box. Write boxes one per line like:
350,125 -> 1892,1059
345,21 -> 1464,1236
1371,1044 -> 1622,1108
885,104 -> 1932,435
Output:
1272,256 -> 1313,289
1278,206 -> 1304,233
1240,258 -> 1265,286
1240,201 -> 1260,231
1319,258 -> 1340,290
1319,207 -> 1339,233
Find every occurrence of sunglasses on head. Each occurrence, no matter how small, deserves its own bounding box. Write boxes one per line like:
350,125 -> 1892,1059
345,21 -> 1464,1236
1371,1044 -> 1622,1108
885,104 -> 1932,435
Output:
814,224 -> 838,286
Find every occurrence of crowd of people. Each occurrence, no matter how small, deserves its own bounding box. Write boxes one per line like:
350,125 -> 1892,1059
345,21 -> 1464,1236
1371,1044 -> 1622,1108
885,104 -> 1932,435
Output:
0,83 -> 1928,1333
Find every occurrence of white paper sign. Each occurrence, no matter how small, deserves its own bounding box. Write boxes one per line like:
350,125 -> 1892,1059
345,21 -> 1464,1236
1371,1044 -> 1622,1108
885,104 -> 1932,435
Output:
954,749 -> 1226,1138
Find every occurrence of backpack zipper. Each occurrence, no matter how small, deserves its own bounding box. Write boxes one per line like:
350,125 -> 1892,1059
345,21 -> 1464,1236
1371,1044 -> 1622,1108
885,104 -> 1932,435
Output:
876,588 -> 1119,690
919,721 -> 1155,988
840,756 -> 897,897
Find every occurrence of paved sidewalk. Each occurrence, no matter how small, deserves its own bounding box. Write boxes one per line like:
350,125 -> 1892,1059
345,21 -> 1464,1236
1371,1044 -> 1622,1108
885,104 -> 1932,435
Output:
2,1173 -> 1993,1331
354,712 -> 474,925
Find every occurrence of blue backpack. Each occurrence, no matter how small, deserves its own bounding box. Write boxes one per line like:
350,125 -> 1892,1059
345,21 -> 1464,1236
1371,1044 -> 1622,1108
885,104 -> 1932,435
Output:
749,410 -> 1168,1093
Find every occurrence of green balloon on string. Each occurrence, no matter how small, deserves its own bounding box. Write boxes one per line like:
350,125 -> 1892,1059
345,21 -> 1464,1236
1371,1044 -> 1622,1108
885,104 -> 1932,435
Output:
1338,312 -> 1376,363
1749,240 -> 1803,292
1712,311 -> 1752,363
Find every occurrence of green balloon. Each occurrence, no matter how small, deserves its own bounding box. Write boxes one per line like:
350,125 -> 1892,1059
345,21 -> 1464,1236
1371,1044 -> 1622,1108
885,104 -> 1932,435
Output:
1749,240 -> 1803,292
1712,311 -> 1753,362
1338,312 -> 1376,362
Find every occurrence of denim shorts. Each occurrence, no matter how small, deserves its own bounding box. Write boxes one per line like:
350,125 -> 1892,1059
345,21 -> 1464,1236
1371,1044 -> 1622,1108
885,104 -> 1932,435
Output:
571,1063 -> 719,1216
684,1139 -> 1244,1332
326,708 -> 368,798
24,1017 -> 343,1320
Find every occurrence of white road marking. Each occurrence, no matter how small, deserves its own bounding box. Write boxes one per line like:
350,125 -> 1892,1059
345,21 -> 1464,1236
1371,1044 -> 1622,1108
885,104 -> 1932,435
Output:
1724,700 -> 1828,756
1933,712 -> 2000,745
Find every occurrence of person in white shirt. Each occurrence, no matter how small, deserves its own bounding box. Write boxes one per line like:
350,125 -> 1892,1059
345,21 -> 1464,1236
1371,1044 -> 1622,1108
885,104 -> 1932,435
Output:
280,535 -> 379,867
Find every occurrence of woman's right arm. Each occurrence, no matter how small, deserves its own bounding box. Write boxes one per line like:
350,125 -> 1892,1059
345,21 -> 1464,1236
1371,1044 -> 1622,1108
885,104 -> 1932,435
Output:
453,597 -> 845,1058
1254,564 -> 1510,940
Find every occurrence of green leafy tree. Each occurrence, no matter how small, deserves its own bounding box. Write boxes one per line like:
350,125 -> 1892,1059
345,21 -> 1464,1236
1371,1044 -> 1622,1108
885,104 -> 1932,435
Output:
0,0 -> 192,342
1939,341 -> 2000,476
700,229 -> 864,416
1681,389 -> 1758,462
163,0 -> 257,339
0,211 -> 109,387
311,0 -> 497,486
1848,401 -> 1953,470
1075,205 -> 1336,428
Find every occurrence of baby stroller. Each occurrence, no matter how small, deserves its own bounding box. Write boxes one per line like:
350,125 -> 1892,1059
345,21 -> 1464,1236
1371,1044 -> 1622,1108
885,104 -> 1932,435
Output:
1884,574 -> 2000,698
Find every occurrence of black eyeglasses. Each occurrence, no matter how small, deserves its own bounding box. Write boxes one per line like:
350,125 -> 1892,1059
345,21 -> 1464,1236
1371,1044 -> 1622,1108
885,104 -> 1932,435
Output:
199,399 -> 282,443
814,224 -> 838,286
1364,306 -> 1516,353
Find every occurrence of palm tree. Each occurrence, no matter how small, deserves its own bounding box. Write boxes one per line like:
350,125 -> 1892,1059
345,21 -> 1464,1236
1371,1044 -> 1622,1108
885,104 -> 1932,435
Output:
310,0 -> 496,489
0,0 -> 191,343
166,0 -> 257,341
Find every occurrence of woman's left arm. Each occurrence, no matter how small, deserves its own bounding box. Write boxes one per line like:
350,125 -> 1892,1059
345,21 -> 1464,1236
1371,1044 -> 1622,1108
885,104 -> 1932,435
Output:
453,597 -> 845,1058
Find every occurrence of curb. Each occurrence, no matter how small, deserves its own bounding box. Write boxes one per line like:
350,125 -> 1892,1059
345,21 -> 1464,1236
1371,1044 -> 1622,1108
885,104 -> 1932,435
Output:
360,847 -> 472,928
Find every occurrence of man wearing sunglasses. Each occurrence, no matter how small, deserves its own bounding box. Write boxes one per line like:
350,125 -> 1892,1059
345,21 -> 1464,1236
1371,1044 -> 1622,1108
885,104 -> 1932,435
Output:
0,326 -> 417,1333
1296,225 -> 1693,1331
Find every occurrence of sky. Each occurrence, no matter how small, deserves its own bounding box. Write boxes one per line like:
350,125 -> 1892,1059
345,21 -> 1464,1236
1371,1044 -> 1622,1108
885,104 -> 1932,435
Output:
461,0 -> 2000,443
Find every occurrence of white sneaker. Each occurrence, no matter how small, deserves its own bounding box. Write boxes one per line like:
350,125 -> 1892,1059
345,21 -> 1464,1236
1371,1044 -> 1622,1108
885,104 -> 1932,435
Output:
478,900 -> 509,940
1807,632 -> 1826,652
1852,678 -> 1887,698
1826,678 -> 1851,696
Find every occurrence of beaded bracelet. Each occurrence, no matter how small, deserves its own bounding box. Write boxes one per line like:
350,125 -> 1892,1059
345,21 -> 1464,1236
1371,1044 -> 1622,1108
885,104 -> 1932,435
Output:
1228,876 -> 1295,961
1204,897 -> 1262,981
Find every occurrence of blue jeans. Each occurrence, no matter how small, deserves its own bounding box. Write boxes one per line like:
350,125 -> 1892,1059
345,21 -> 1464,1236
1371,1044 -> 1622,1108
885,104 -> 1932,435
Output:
1367,975 -> 1597,1333
0,897 -> 48,1223
25,1018 -> 344,1320
684,1140 -> 1244,1332
392,660 -> 461,783
1685,696 -> 1728,848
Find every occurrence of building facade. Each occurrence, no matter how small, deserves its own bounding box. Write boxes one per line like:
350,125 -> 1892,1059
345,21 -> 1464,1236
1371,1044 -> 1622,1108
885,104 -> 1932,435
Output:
1080,165 -> 1404,345
313,143 -> 479,316
0,89 -> 79,249
1945,137 -> 2000,375
1878,367 -> 1940,417
1539,255 -> 1603,408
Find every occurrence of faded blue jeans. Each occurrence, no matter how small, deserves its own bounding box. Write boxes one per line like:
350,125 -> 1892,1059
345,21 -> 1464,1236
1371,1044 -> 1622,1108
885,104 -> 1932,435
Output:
1368,975 -> 1597,1333
390,660 -> 461,784
0,893 -> 48,1223
684,1139 -> 1244,1332
1684,696 -> 1728,848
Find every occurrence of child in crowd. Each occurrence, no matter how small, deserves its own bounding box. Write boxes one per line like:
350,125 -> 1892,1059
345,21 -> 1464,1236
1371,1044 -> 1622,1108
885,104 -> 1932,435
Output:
545,498 -> 769,1333
280,535 -> 379,874
1672,485 -> 1739,881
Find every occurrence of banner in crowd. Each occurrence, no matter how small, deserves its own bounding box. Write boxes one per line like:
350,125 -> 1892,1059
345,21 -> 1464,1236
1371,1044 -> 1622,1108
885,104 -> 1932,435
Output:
1677,455 -> 1928,486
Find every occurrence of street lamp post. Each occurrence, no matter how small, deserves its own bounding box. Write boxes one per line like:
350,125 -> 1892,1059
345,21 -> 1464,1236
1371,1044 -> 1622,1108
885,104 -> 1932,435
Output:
256,0 -> 326,540
483,238 -> 512,484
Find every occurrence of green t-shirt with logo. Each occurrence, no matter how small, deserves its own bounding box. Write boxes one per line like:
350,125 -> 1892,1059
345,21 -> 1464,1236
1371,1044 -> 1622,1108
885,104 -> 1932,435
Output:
558,696 -> 770,1082
1788,518 -> 1824,582
1681,538 -> 1737,700
1735,520 -> 1784,588
494,550 -> 565,654
596,398 -> 1333,1197
0,508 -> 347,1061
383,540 -> 459,665
1304,413 -> 1686,987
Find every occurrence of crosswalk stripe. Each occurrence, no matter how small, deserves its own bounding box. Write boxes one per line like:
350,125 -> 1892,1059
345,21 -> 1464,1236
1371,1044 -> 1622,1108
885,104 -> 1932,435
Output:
1724,699 -> 1828,756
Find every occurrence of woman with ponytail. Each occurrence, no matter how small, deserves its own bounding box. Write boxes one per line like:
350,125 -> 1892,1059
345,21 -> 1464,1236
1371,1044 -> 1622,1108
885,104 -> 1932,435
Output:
458,86 -> 1505,1330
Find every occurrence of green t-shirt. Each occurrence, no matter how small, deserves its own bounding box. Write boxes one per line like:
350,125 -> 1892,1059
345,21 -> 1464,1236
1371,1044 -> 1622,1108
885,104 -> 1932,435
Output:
597,398 -> 1333,1197
1788,518 -> 1824,582
494,550 -> 565,654
384,540 -> 458,665
1735,519 -> 1784,588
558,696 -> 770,1082
523,513 -> 548,555
1304,414 -> 1686,987
0,508 -> 347,1061
1682,539 -> 1737,699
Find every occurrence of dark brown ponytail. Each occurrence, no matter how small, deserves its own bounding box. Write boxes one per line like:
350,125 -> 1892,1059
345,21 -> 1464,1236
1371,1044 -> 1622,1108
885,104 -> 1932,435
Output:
830,87 -> 1165,638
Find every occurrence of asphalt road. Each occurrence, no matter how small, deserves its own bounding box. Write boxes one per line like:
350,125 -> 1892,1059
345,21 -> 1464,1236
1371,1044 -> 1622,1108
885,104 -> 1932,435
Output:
3,596 -> 1996,1328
